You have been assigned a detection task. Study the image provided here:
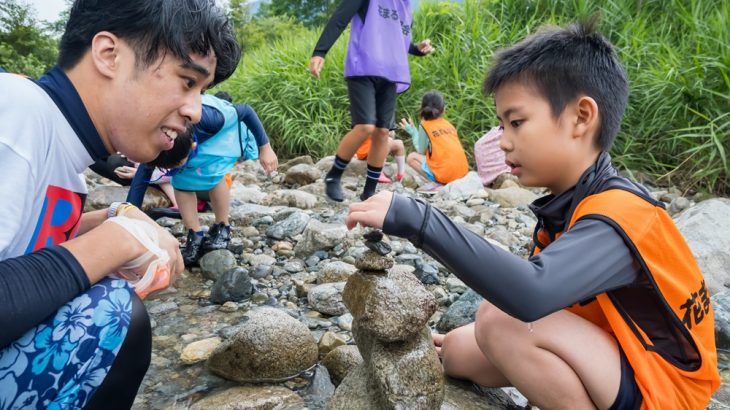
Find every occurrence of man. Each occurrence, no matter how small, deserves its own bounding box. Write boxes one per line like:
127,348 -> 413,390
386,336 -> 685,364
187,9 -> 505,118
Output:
0,1 -> 240,408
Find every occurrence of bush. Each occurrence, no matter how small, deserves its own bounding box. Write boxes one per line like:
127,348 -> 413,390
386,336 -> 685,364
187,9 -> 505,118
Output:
226,0 -> 729,194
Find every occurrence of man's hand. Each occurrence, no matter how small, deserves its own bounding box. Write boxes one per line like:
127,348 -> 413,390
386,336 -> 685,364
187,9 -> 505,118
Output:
416,39 -> 435,55
346,191 -> 394,230
309,56 -> 325,79
120,207 -> 184,281
258,143 -> 279,175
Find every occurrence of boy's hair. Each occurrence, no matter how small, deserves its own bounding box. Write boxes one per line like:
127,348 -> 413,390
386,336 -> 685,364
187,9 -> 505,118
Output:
421,91 -> 445,120
58,0 -> 241,87
214,90 -> 233,103
483,19 -> 628,151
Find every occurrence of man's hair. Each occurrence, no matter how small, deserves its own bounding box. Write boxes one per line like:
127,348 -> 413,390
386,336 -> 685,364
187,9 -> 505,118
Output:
214,90 -> 233,103
58,0 -> 241,87
420,90 -> 445,120
483,19 -> 628,151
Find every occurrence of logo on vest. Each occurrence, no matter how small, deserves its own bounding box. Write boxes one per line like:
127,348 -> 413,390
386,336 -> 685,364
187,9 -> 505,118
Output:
679,280 -> 711,330
25,185 -> 85,254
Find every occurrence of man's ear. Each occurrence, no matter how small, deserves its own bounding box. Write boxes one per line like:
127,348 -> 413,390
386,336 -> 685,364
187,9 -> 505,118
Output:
573,96 -> 599,141
90,31 -> 121,79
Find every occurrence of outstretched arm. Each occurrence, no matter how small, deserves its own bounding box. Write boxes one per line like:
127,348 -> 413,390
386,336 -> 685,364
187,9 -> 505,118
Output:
309,0 -> 366,78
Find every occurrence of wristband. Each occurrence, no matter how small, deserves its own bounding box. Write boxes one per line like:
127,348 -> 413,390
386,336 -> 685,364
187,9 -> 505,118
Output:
108,202 -> 135,218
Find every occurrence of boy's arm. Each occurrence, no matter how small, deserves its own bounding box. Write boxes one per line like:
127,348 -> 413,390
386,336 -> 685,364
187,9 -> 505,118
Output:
383,194 -> 639,322
234,104 -> 269,146
126,163 -> 155,207
312,0 -> 366,58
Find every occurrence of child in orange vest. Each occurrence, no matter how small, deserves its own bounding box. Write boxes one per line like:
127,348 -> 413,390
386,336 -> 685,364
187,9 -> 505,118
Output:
347,20 -> 720,409
354,131 -> 406,183
400,91 -> 469,187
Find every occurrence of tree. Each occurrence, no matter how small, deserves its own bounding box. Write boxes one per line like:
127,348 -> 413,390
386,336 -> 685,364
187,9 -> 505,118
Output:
258,0 -> 339,28
0,0 -> 57,78
228,0 -> 307,53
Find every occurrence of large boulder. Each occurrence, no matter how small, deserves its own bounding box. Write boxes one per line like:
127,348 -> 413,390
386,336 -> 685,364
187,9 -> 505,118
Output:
207,307 -> 318,382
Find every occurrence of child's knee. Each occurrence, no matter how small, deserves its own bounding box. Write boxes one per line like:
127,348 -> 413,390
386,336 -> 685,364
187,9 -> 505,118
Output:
353,124 -> 376,136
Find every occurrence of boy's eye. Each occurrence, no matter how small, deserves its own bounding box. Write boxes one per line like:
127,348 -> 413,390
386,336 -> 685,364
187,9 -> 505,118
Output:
183,77 -> 195,89
510,120 -> 523,128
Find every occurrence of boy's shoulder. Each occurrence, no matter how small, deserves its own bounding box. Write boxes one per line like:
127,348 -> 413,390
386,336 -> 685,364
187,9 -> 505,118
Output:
0,73 -> 48,106
0,74 -> 59,149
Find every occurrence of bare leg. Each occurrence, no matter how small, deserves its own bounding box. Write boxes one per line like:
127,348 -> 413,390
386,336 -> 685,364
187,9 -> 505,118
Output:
335,124 -> 376,160
407,152 -> 431,180
366,127 -> 391,168
389,138 -> 405,157
175,189 -> 200,231
433,325 -> 510,387
157,182 -> 177,208
208,179 -> 230,225
474,301 -> 622,410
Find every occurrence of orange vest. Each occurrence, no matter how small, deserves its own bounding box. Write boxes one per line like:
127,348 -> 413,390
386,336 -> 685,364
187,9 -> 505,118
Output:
356,137 -> 372,160
533,189 -> 720,409
420,118 -> 468,184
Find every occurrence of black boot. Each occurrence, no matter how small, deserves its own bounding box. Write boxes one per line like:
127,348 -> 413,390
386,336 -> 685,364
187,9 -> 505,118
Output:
203,223 -> 231,252
182,229 -> 204,266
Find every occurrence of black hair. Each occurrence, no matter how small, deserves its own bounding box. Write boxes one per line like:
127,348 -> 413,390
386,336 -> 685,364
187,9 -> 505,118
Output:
58,0 -> 241,87
420,90 -> 445,120
145,128 -> 194,169
214,90 -> 232,102
483,18 -> 628,151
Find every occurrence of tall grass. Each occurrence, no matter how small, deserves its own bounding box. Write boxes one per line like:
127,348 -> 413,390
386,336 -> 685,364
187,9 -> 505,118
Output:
226,0 -> 729,194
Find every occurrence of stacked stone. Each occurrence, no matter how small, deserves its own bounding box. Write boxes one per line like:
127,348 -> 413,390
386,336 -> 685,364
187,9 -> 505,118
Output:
327,231 -> 443,409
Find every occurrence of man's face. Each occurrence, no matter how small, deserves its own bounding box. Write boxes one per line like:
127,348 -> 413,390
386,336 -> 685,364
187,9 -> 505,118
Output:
102,42 -> 216,163
494,81 -> 579,195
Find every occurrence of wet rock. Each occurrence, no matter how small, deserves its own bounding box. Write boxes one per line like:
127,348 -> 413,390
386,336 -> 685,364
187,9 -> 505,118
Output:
437,289 -> 484,333
317,261 -> 357,284
414,259 -> 440,285
180,337 -> 222,365
229,203 -> 276,226
318,331 -> 348,356
294,220 -> 348,257
210,267 -> 253,304
266,211 -> 310,239
190,385 -> 304,410
488,186 -> 539,208
321,345 -> 363,387
442,378 -> 521,409
207,307 -> 318,383
355,250 -> 395,271
308,282 -> 347,316
264,189 -> 318,209
199,250 -> 237,281
284,163 -> 322,186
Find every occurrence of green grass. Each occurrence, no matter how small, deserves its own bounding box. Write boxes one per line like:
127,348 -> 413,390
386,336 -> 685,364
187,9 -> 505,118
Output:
225,0 -> 729,194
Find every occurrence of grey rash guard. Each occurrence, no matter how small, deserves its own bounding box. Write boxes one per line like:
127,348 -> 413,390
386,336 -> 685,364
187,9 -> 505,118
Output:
382,152 -> 650,322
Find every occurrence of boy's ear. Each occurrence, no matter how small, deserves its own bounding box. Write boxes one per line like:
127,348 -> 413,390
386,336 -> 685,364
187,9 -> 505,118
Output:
90,31 -> 121,79
573,96 -> 599,142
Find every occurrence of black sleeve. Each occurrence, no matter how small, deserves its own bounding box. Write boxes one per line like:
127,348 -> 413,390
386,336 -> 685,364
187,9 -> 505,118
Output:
409,42 -> 426,56
0,246 -> 90,348
383,194 -> 639,322
312,0 -> 367,58
234,104 -> 269,146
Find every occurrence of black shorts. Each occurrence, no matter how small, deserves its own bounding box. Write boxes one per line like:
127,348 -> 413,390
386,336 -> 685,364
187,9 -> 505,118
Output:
346,76 -> 396,129
608,349 -> 643,410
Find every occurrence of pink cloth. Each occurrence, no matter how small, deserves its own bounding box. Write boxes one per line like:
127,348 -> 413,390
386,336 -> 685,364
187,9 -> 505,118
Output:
474,127 -> 511,186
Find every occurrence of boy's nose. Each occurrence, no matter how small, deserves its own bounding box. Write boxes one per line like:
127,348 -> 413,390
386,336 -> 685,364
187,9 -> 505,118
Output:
180,93 -> 202,124
499,132 -> 513,152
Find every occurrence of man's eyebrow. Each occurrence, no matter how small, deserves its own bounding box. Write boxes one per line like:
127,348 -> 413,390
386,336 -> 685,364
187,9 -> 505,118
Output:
180,61 -> 210,77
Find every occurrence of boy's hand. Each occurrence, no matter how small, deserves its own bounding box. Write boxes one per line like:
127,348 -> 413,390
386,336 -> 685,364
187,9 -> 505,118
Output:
119,206 -> 184,281
416,39 -> 434,55
258,143 -> 279,175
309,56 -> 325,79
399,117 -> 415,130
346,191 -> 393,230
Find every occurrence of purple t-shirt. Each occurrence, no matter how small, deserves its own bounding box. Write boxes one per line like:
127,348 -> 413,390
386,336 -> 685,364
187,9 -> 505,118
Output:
344,0 -> 413,93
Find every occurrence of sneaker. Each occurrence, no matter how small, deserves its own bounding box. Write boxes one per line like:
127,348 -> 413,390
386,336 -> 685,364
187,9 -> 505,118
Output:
182,229 -> 204,266
324,177 -> 344,202
377,173 -> 392,184
203,223 -> 231,252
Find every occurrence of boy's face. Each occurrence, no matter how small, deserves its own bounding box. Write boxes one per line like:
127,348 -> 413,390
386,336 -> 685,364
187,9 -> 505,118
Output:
495,81 -> 581,195
101,40 -> 216,163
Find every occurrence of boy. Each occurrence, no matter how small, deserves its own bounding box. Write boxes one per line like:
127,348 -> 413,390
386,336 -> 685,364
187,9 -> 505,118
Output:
0,1 -> 239,408
126,93 -> 278,266
309,0 -> 433,202
346,21 -> 719,409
